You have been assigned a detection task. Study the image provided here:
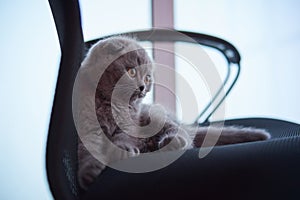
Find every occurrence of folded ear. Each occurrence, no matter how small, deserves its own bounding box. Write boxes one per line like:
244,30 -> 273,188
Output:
102,35 -> 143,55
103,41 -> 125,54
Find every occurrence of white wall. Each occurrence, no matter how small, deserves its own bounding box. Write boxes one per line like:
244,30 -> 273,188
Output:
0,0 -> 59,199
0,0 -> 151,199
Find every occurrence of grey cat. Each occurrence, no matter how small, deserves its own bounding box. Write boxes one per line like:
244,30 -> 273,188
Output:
76,36 -> 270,190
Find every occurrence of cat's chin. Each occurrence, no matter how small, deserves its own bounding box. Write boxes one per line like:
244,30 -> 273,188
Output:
130,92 -> 145,101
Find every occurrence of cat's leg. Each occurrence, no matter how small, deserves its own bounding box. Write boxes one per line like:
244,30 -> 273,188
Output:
145,119 -> 193,152
139,107 -> 193,151
193,126 -> 271,147
77,140 -> 106,190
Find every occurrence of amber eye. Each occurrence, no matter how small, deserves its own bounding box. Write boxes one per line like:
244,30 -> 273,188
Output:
144,75 -> 152,84
127,68 -> 136,77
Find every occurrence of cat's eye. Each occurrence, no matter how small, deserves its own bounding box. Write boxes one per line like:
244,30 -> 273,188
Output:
127,68 -> 137,77
144,75 -> 152,84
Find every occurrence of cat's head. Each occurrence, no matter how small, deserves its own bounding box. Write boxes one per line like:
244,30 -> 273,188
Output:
95,36 -> 153,105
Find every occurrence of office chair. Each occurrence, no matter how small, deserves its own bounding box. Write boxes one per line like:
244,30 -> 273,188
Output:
46,0 -> 300,199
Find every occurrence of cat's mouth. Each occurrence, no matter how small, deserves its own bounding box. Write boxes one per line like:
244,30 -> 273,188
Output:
130,90 -> 146,102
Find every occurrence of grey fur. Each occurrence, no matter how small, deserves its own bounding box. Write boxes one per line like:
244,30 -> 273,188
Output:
77,36 -> 271,190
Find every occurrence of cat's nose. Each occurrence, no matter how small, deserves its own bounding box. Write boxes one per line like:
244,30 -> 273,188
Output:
139,85 -> 145,92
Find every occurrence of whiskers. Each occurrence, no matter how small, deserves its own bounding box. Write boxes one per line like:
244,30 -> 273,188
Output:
113,84 -> 145,99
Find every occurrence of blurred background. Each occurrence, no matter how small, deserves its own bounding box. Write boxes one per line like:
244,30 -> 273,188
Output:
1,0 -> 300,199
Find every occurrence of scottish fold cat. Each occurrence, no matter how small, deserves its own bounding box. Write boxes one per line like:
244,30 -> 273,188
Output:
76,36 -> 270,190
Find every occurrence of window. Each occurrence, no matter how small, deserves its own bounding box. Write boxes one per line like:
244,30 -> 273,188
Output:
175,0 -> 300,123
79,0 -> 151,41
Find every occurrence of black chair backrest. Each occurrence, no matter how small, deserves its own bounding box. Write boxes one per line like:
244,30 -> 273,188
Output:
46,0 -> 84,199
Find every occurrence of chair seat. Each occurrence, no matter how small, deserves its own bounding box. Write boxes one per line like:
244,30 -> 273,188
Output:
81,118 -> 300,200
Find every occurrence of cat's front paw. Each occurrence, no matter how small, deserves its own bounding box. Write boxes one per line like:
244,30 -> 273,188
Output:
112,134 -> 144,156
113,140 -> 141,156
122,144 -> 140,155
78,160 -> 105,190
